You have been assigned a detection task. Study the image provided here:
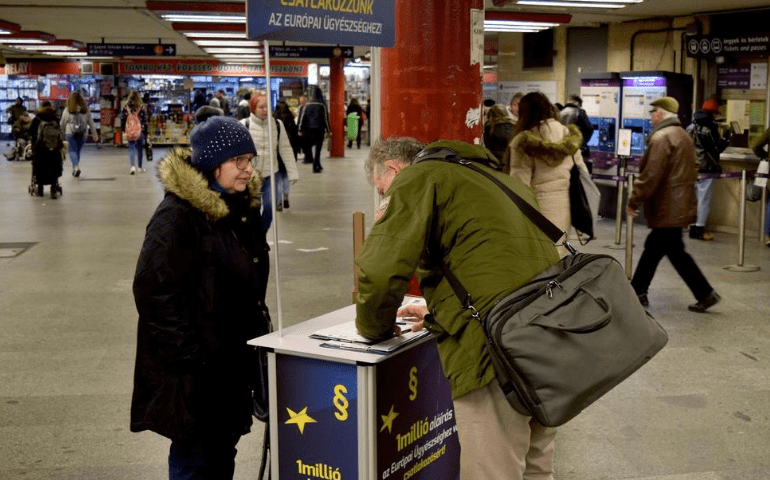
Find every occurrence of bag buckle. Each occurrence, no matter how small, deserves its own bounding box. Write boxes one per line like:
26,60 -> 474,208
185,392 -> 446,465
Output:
546,280 -> 564,299
462,294 -> 482,322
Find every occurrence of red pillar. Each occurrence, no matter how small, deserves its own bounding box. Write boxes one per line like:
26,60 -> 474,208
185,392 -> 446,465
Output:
381,0 -> 483,143
329,56 -> 346,157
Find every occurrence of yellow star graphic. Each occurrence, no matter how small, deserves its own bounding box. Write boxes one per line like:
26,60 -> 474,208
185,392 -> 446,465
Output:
285,406 -> 317,434
380,404 -> 399,433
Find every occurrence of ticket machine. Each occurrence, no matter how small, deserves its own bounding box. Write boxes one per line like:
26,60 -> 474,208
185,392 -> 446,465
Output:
619,71 -> 693,162
580,73 -> 622,185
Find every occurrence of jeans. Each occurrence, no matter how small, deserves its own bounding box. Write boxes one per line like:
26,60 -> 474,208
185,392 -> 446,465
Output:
168,433 -> 240,480
66,134 -> 86,168
631,227 -> 713,301
276,170 -> 290,202
695,178 -> 714,227
260,176 -> 275,231
128,134 -> 144,168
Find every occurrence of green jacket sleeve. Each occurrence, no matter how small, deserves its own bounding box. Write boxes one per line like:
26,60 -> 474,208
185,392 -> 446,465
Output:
355,170 -> 435,341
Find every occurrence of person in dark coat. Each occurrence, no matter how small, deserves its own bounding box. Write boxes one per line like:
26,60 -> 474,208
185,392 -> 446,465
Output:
685,98 -> 729,241
345,97 -> 364,149
131,116 -> 271,480
297,87 -> 331,173
559,94 -> 594,171
29,102 -> 64,197
483,104 -> 515,163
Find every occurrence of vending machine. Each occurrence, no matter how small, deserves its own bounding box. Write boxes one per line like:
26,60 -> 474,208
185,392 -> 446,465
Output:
619,71 -> 693,162
580,73 -> 621,184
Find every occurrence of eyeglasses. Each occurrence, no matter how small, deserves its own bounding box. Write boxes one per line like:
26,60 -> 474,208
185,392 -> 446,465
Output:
230,154 -> 254,170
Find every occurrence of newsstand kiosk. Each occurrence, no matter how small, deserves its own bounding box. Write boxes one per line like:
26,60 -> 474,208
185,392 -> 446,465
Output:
249,303 -> 461,480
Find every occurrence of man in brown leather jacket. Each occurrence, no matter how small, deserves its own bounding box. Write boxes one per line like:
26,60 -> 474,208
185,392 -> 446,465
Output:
626,96 -> 721,313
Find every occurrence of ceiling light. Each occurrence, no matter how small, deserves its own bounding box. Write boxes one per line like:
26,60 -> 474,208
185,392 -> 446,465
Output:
50,52 -> 88,57
0,38 -> 48,44
15,45 -> 79,51
162,14 -> 245,23
183,32 -> 248,38
484,20 -> 559,32
193,40 -> 261,47
203,47 -> 261,54
517,0 -> 627,7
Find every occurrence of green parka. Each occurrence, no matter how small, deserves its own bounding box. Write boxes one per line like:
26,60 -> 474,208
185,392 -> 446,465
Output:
355,143 -> 559,399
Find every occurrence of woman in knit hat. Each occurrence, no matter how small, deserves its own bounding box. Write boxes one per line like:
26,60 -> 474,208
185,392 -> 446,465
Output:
130,116 -> 271,480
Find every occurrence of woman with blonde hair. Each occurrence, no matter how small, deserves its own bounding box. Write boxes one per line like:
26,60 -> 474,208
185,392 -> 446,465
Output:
60,91 -> 98,177
119,91 -> 150,174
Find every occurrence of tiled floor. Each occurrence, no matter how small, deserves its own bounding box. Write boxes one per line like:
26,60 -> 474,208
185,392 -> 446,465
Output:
1,142 -> 768,479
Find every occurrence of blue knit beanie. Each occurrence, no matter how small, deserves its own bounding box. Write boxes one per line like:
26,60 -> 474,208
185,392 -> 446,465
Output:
189,116 -> 256,172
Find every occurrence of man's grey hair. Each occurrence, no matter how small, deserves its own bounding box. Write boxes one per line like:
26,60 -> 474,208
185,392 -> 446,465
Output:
365,137 -> 424,184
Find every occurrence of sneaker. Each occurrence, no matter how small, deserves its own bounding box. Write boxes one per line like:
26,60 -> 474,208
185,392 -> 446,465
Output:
130,166 -> 136,175
688,291 -> 721,313
137,167 -> 146,173
73,167 -> 81,177
276,203 -> 283,212
637,293 -> 649,308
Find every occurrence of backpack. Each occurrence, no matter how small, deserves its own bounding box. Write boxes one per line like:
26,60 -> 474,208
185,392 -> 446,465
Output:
126,108 -> 142,141
38,120 -> 63,151
71,112 -> 86,136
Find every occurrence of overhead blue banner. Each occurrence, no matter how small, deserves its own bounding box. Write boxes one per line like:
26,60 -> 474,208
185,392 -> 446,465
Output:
246,0 -> 395,47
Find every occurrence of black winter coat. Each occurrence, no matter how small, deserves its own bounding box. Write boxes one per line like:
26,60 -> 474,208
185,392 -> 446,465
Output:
30,107 -> 63,184
131,150 -> 271,441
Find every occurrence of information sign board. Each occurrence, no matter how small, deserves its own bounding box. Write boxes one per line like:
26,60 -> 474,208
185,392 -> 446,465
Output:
269,45 -> 354,59
87,43 -> 176,57
246,0 -> 395,47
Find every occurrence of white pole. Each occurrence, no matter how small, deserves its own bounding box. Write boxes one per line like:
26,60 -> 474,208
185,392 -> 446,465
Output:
370,47 -> 381,214
263,39 -> 283,336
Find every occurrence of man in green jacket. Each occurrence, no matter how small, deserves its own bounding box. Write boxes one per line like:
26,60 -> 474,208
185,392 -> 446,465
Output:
355,137 -> 560,479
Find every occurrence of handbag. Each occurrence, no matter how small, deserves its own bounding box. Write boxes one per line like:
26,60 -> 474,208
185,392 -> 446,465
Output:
569,155 -> 600,244
419,150 -> 668,427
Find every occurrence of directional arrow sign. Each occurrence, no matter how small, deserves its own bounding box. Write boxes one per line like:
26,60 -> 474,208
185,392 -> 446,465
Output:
268,45 -> 354,59
87,43 -> 177,57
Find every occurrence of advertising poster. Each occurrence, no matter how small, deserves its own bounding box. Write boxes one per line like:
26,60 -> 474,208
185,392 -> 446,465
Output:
376,340 -> 460,480
246,0 -> 395,47
276,355 -> 359,479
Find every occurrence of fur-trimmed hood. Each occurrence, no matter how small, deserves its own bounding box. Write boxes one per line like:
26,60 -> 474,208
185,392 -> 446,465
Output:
514,121 -> 582,166
157,148 -> 262,220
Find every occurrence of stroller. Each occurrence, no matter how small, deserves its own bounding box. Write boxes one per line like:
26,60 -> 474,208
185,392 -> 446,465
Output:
28,143 -> 64,199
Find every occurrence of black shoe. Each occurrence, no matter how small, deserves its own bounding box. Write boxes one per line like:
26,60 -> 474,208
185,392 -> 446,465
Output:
348,142 -> 352,148
637,293 -> 649,308
688,291 -> 721,313
313,168 -> 322,173
283,199 -> 289,209
689,225 -> 699,239
50,186 -> 57,199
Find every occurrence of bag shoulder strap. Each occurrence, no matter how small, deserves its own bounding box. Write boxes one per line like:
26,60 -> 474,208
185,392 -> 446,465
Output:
414,149 -> 566,244
414,148 -> 575,319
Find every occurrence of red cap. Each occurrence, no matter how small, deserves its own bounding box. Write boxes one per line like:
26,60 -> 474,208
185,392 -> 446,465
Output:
701,99 -> 720,112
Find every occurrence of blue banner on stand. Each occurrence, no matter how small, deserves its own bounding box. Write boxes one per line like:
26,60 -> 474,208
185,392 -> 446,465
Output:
276,355 -> 358,479
246,0 -> 395,47
375,340 -> 461,480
